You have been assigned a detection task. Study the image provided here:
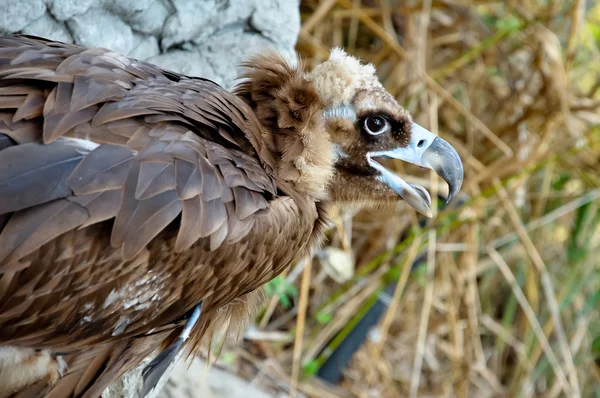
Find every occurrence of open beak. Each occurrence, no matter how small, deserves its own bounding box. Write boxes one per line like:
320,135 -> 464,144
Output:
367,123 -> 464,218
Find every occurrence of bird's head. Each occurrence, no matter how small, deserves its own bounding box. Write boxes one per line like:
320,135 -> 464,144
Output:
235,48 -> 463,217
306,48 -> 463,217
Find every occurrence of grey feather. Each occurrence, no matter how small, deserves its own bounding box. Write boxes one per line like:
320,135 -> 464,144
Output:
0,138 -> 92,215
0,133 -> 15,151
140,302 -> 203,398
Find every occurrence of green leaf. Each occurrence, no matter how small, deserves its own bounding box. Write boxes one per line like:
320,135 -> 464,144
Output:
567,201 -> 593,263
592,336 -> 600,355
221,352 -> 235,365
303,359 -> 319,376
279,293 -> 292,309
265,275 -> 298,309
316,311 -> 333,325
495,15 -> 522,32
412,262 -> 428,287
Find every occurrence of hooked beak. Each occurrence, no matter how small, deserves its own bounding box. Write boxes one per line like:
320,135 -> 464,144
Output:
367,123 -> 464,218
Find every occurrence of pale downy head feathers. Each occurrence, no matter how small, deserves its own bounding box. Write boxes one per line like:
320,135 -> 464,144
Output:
307,47 -> 383,108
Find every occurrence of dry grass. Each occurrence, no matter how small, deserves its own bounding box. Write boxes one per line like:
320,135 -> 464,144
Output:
205,1 -> 600,397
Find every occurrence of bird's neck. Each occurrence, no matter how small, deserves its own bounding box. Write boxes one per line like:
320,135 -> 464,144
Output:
233,52 -> 335,202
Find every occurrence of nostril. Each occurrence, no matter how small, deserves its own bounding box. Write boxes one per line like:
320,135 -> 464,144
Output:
417,140 -> 425,148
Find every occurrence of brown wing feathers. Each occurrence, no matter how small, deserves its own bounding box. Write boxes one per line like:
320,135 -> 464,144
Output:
0,139 -> 89,215
0,35 -> 278,264
0,35 -> 328,397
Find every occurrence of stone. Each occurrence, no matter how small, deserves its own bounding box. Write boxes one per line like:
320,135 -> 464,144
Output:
157,357 -> 272,398
162,0 -> 300,50
0,0 -> 45,33
161,0 -> 220,49
148,50 -> 219,83
152,29 -> 285,90
161,0 -> 300,77
250,0 -> 301,48
101,355 -> 154,398
48,0 -> 96,21
102,355 -> 273,398
67,7 -> 135,55
127,0 -> 171,35
104,0 -> 154,22
129,34 -> 160,60
22,13 -> 73,43
194,30 -> 286,90
195,0 -> 257,41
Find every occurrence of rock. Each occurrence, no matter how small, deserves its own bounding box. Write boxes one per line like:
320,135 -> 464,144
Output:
148,50 -> 219,82
102,354 -> 273,398
195,30 -> 287,90
101,355 -> 154,398
157,357 -> 271,398
129,34 -> 160,60
22,13 -> 73,43
161,0 -> 220,49
191,0 -> 257,43
152,29 -> 286,90
48,0 -> 96,21
157,0 -> 300,88
0,0 -> 45,33
162,0 -> 302,50
127,0 -> 171,35
67,8 -> 135,55
251,0 -> 301,48
104,0 -> 154,22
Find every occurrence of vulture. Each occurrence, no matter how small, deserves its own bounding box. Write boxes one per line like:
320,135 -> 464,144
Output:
0,35 -> 463,397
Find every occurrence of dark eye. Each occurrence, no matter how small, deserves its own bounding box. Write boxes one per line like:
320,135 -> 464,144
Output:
363,116 -> 389,136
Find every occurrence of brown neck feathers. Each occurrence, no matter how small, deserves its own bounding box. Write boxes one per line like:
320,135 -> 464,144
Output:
233,52 -> 334,201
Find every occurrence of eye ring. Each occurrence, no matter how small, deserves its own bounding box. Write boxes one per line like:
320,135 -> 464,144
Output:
363,116 -> 390,136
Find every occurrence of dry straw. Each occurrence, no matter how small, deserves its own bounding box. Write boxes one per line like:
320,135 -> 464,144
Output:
209,1 -> 600,397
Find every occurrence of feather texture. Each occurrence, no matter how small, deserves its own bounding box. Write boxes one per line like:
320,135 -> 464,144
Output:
0,139 -> 89,215
140,302 -> 203,398
0,34 -> 327,397
235,51 -> 335,200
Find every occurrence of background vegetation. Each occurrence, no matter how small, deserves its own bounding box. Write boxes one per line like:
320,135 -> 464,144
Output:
211,1 -> 600,397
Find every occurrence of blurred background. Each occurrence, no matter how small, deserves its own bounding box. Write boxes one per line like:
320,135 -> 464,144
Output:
1,0 -> 599,397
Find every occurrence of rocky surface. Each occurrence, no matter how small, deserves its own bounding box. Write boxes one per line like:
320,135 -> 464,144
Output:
0,0 -> 301,396
158,357 -> 271,398
0,0 -> 301,90
100,352 -> 273,398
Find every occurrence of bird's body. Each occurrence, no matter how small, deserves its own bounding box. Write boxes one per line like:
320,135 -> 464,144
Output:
0,35 -> 463,397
